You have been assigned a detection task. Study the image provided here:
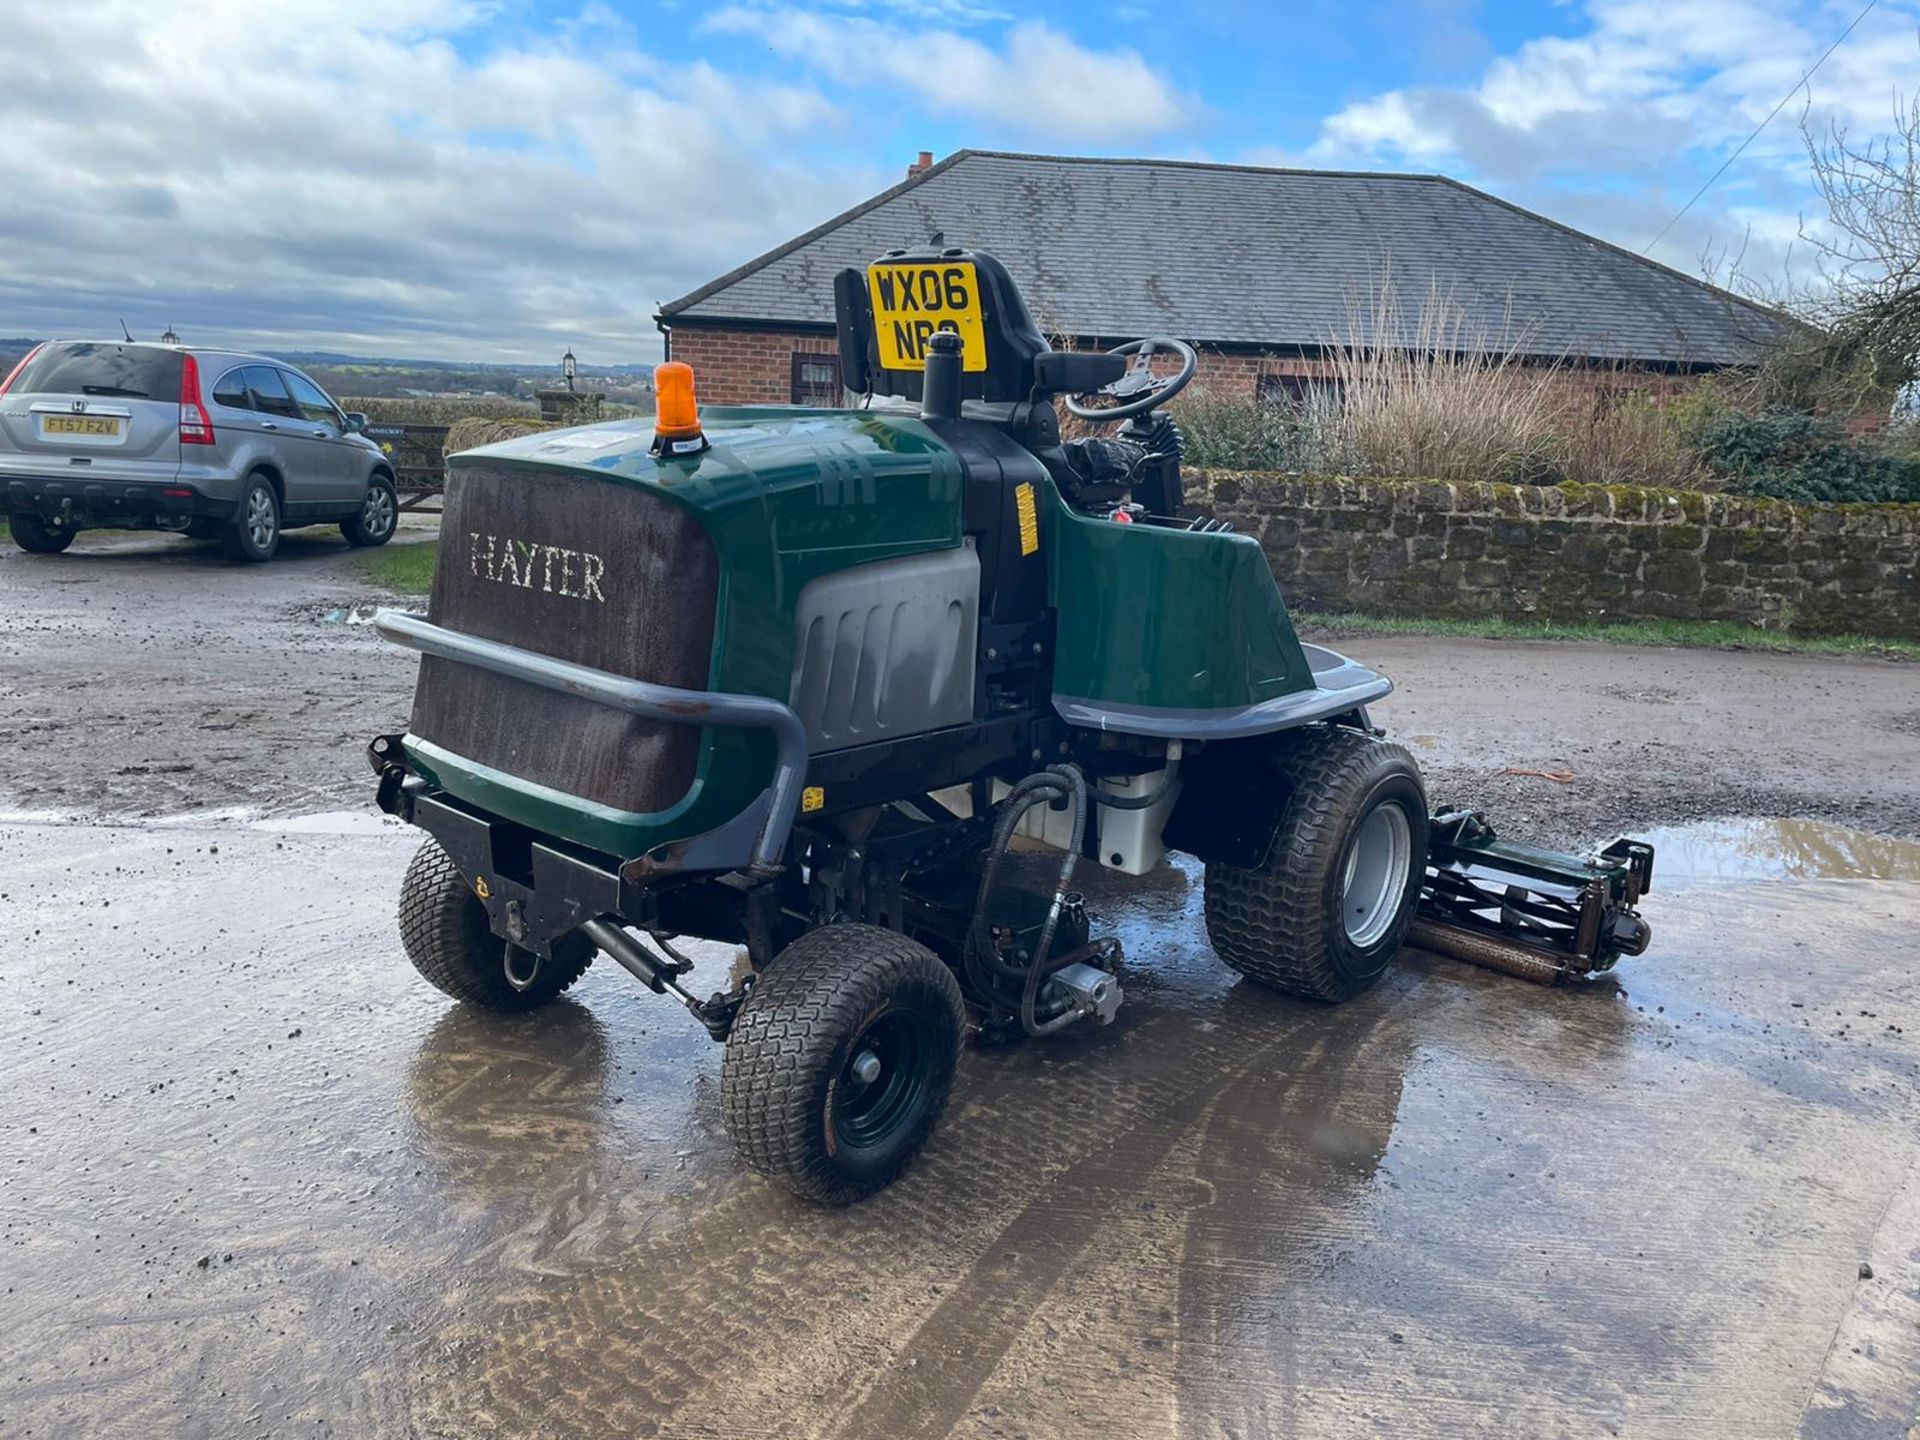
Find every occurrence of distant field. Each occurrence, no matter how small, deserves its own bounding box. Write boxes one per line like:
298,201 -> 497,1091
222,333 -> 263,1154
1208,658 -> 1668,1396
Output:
340,395 -> 539,425
342,395 -> 644,426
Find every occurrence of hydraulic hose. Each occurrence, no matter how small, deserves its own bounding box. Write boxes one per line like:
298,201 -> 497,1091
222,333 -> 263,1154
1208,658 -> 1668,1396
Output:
1018,765 -> 1087,1038
1083,742 -> 1182,812
962,765 -> 1091,1036
965,750 -> 1175,1036
1085,762 -> 1180,811
962,771 -> 1067,993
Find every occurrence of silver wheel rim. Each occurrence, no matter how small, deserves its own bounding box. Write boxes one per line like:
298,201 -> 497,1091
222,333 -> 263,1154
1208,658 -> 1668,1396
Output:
1342,801 -> 1413,948
363,486 -> 394,538
246,487 -> 276,550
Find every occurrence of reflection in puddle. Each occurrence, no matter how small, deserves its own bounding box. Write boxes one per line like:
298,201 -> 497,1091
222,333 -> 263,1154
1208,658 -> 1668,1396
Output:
251,810 -> 406,836
316,601 -> 383,625
1640,817 -> 1920,883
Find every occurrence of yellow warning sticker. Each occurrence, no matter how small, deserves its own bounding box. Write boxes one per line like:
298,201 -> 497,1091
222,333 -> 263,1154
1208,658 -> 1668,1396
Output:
1014,482 -> 1040,556
802,786 -> 826,813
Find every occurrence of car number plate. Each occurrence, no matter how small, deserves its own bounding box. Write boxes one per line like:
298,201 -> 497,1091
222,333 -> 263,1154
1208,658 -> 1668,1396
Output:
866,261 -> 988,373
40,414 -> 123,439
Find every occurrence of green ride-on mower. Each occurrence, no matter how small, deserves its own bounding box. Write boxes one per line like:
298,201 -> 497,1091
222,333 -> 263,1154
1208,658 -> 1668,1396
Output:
369,249 -> 1654,1204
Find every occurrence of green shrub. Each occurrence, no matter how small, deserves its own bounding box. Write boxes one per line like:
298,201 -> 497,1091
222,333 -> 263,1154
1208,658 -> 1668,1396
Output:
1694,409 -> 1920,503
1174,390 -> 1355,472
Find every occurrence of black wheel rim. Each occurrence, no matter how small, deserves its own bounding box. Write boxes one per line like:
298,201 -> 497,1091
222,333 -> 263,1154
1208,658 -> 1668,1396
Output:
832,1010 -> 928,1152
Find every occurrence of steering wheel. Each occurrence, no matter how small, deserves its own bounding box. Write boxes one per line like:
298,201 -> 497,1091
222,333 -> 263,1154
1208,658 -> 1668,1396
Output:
1062,337 -> 1198,421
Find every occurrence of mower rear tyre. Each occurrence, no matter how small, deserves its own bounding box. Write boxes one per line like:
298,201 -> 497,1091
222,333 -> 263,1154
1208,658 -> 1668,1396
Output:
1204,726 -> 1428,1002
398,837 -> 592,1011
721,923 -> 964,1205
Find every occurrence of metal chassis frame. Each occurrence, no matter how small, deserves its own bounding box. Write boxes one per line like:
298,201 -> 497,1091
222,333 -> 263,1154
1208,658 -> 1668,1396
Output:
375,609 -> 809,875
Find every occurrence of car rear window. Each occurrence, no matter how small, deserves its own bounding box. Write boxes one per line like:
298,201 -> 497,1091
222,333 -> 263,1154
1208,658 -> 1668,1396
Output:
10,342 -> 184,400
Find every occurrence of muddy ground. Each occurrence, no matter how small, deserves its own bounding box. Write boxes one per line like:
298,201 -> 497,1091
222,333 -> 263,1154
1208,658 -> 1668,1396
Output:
2,530 -> 1918,1438
3,528 -> 1919,847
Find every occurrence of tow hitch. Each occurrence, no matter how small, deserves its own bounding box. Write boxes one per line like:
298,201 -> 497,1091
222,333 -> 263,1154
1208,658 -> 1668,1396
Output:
1412,807 -> 1654,985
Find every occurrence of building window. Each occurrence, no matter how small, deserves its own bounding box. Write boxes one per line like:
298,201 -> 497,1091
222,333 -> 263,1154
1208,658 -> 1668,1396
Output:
790,352 -> 841,406
1256,373 -> 1345,410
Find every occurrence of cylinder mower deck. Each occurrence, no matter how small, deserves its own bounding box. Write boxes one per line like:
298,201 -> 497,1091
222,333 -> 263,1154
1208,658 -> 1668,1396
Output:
367,244 -> 1658,1205
1415,808 -> 1653,985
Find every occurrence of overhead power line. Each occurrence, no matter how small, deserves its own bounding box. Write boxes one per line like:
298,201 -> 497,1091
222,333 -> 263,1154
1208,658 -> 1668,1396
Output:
1641,0 -> 1880,255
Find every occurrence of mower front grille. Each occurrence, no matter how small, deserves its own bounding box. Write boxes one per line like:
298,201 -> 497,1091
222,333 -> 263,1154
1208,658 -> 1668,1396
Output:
409,462 -> 719,818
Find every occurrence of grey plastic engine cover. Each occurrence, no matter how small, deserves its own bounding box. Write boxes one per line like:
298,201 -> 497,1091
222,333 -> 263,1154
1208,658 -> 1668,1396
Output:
790,546 -> 980,753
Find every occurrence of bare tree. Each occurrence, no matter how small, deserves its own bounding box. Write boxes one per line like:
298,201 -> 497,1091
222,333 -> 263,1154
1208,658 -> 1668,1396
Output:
1801,91 -> 1920,404
1705,90 -> 1920,414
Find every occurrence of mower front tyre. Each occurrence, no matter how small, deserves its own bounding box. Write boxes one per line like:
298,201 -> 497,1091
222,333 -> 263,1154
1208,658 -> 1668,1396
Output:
1204,726 -> 1429,1003
721,923 -> 965,1205
398,837 -> 592,1011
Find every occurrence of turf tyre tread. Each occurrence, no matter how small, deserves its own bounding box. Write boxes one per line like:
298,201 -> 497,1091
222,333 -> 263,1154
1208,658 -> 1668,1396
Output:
398,837 -> 591,1011
1203,726 -> 1427,1003
721,923 -> 964,1205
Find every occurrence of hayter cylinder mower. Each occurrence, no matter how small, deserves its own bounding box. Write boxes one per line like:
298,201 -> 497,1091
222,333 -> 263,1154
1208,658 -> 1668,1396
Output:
368,248 -> 1654,1204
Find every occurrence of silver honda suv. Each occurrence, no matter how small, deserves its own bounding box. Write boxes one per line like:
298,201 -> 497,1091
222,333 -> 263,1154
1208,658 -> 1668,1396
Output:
0,340 -> 399,562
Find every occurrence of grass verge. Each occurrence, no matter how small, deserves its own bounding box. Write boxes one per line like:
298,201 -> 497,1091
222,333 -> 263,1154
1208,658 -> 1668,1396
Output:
1298,610 -> 1920,660
354,539 -> 437,596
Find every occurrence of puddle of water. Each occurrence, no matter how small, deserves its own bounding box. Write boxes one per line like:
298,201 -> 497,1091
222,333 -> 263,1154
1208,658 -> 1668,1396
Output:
1640,818 -> 1920,883
251,810 -> 406,836
0,806 -> 400,836
0,804 -> 262,829
317,602 -> 383,626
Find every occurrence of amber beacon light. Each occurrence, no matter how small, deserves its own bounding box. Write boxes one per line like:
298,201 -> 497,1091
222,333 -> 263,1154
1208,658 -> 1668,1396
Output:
651,362 -> 709,457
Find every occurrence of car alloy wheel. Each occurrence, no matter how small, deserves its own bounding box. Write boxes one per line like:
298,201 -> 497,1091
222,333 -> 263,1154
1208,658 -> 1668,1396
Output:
361,484 -> 395,541
246,486 -> 277,551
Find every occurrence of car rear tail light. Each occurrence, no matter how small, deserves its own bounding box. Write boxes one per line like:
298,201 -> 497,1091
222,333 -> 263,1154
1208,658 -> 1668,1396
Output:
179,353 -> 215,445
0,343 -> 43,397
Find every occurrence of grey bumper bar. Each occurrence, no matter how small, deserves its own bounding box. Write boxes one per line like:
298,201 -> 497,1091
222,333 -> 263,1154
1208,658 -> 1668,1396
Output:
374,609 -> 808,873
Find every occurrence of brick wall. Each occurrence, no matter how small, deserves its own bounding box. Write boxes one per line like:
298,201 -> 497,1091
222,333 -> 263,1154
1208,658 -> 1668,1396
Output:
1180,350 -> 1704,410
669,323 -> 1715,413
1185,470 -> 1920,640
666,325 -> 839,405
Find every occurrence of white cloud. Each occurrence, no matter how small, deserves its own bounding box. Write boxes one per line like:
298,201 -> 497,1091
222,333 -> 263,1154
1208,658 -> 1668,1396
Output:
1304,0 -> 1920,280
701,7 -> 1200,144
0,0 -> 885,360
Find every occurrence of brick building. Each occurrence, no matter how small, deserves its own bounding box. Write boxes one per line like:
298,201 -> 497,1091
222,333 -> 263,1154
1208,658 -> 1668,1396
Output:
656,151 -> 1790,406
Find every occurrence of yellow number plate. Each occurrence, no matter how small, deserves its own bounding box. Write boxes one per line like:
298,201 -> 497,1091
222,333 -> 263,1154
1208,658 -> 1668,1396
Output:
41,415 -> 123,438
867,262 -> 988,373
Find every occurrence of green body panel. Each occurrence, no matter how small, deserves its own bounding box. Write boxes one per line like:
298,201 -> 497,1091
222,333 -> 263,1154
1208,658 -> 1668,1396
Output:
1043,485 -> 1313,711
403,406 -> 964,860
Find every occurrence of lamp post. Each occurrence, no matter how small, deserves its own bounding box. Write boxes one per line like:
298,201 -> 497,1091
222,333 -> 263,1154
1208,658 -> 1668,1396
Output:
562,348 -> 577,393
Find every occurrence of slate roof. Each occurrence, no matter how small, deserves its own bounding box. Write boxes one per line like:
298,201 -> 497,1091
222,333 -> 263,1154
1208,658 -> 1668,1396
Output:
659,151 -> 1789,367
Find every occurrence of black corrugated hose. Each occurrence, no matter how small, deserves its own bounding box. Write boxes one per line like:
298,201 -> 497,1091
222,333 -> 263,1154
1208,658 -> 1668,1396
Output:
962,759 -> 1175,1037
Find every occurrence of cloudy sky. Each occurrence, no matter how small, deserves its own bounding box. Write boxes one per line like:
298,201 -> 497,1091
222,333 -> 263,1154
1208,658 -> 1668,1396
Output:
0,0 -> 1912,363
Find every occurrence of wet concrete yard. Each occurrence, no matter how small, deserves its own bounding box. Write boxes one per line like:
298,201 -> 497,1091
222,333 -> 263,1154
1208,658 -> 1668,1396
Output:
3,814 -> 1916,1438
3,536 -> 1919,1436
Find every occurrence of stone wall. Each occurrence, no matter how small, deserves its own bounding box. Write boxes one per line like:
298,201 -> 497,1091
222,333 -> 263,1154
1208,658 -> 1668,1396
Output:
1184,470 -> 1920,639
